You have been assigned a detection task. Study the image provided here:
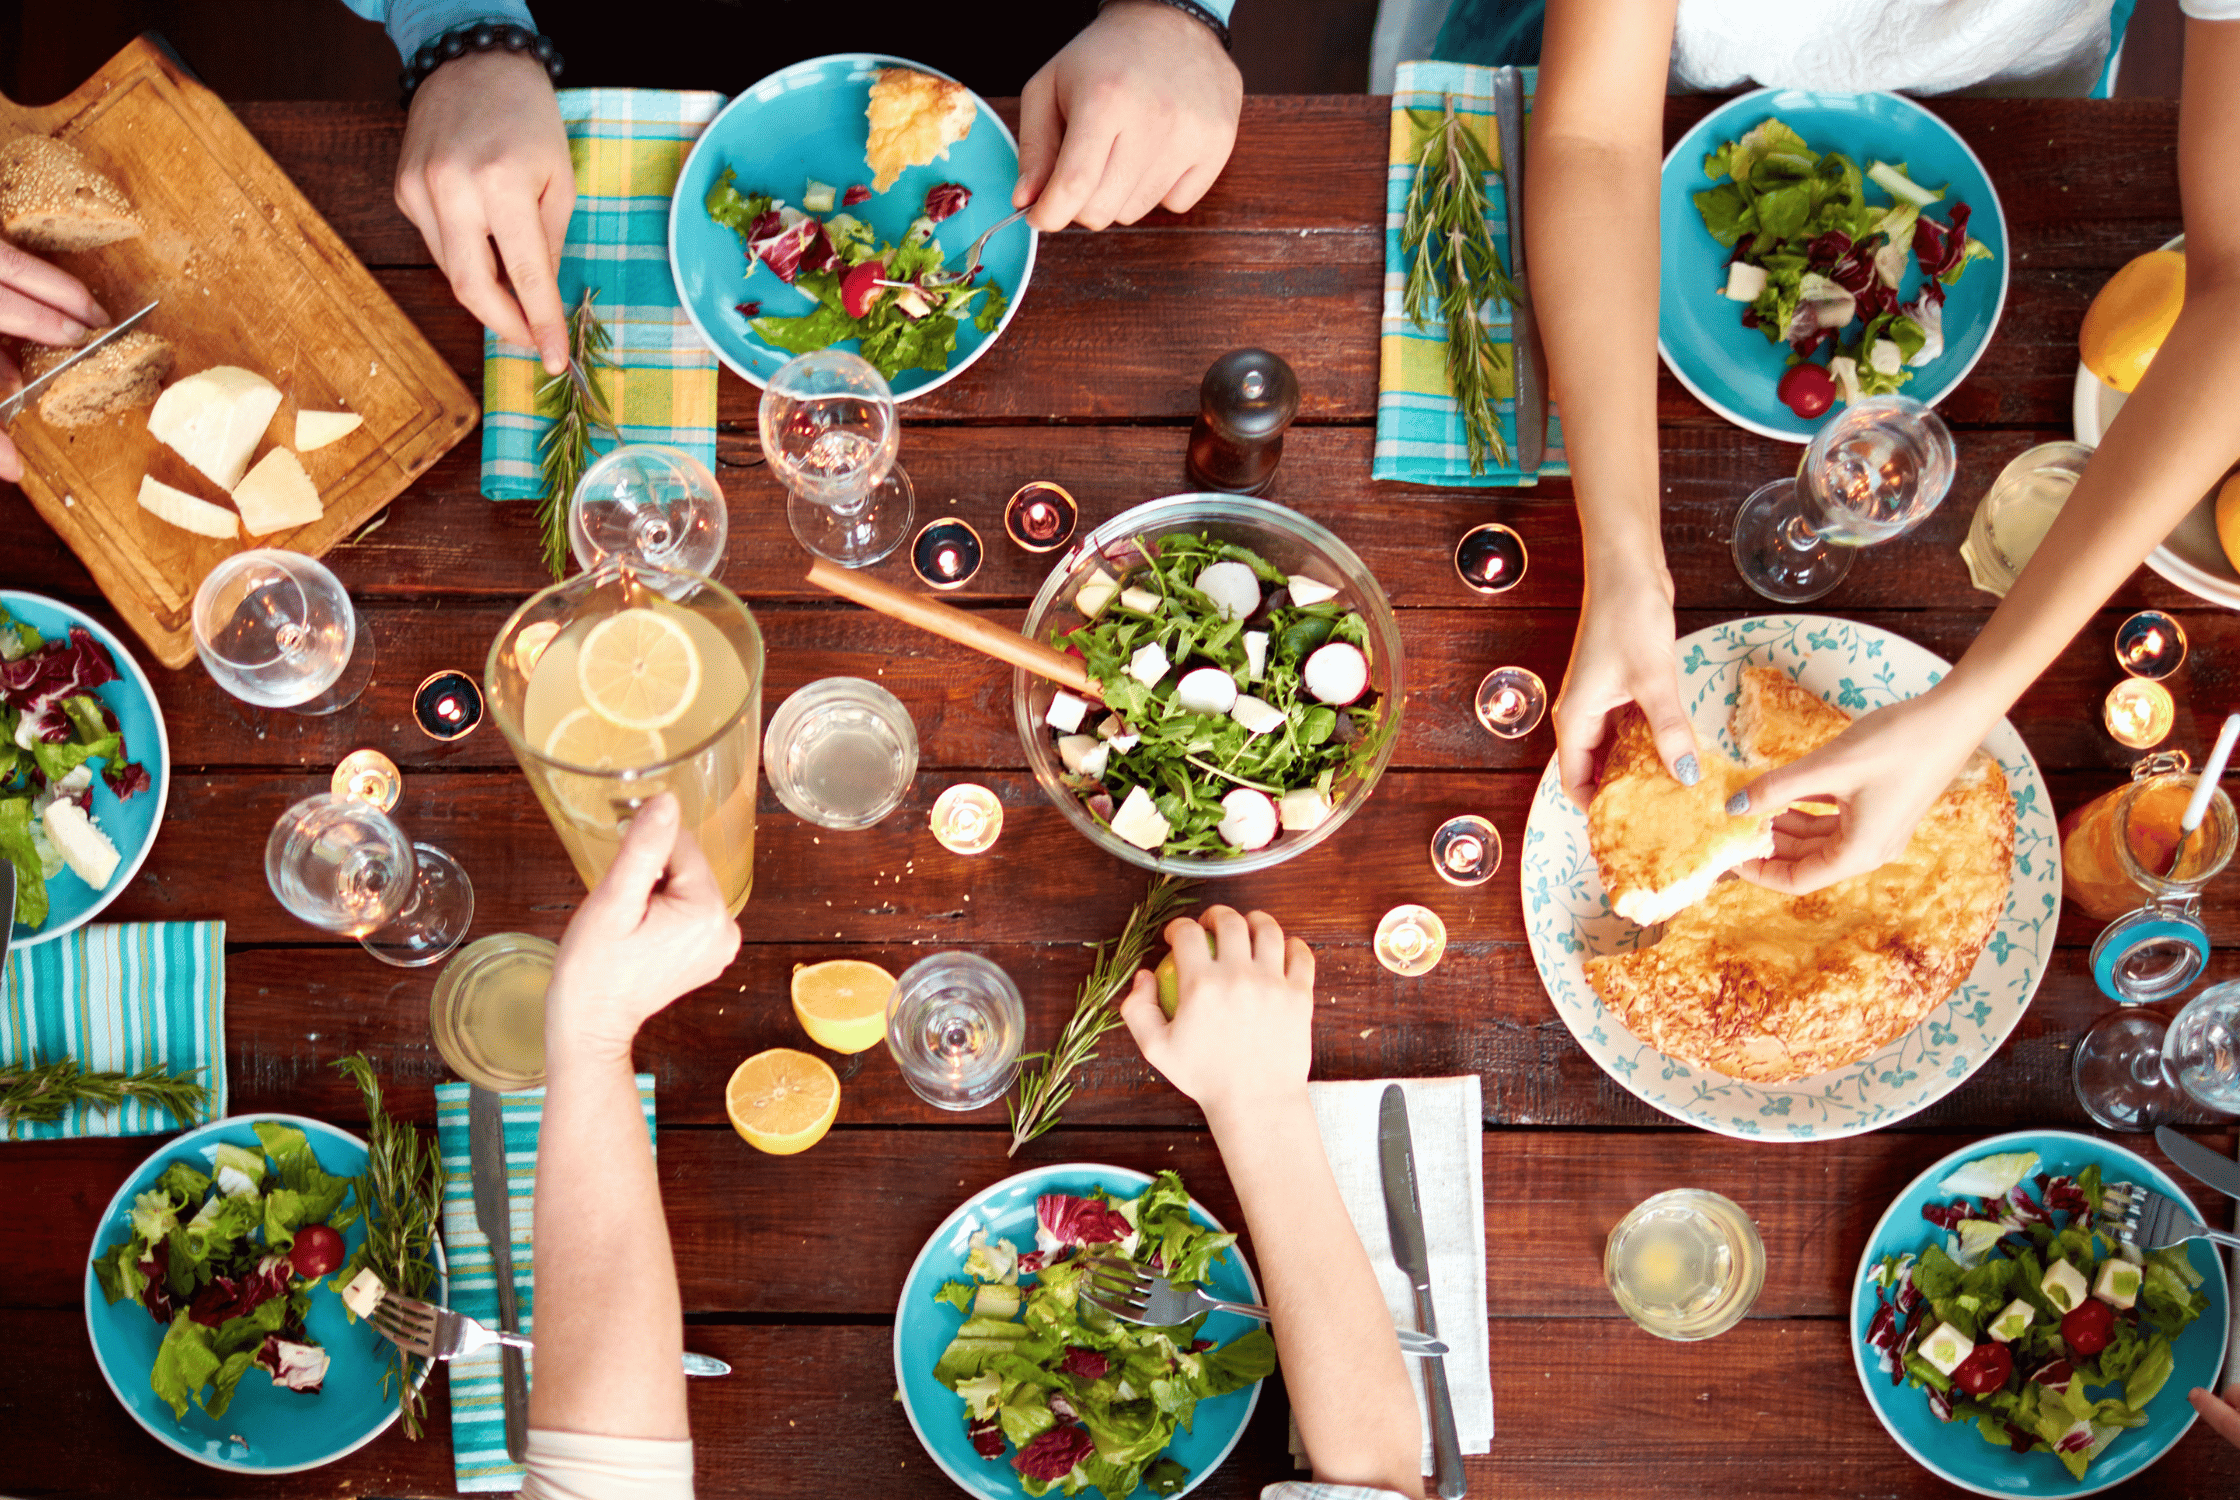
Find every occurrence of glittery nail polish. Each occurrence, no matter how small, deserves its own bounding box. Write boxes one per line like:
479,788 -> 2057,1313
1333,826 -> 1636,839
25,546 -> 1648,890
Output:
1725,789 -> 1750,816
1675,753 -> 1701,787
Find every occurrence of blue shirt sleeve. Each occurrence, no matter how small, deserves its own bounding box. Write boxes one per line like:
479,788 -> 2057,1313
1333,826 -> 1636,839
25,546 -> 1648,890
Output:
1197,0 -> 1236,20
337,0 -> 538,63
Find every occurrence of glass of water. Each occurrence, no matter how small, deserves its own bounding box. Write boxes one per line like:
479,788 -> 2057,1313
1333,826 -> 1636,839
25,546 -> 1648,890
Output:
1605,1188 -> 1765,1341
2075,978 -> 2240,1131
265,793 -> 475,967
193,549 -> 375,714
886,952 -> 1025,1110
758,349 -> 914,568
568,443 -> 728,582
1732,395 -> 1957,604
763,677 -> 918,830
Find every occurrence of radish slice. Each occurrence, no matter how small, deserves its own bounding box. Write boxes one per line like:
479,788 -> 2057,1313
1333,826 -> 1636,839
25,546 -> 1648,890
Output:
1279,787 -> 1332,831
1230,695 -> 1285,735
1243,631 -> 1269,681
1216,788 -> 1280,850
1302,641 -> 1369,704
1128,643 -> 1171,687
1195,561 -> 1261,622
1286,574 -> 1341,606
1045,690 -> 1090,733
1175,667 -> 1239,716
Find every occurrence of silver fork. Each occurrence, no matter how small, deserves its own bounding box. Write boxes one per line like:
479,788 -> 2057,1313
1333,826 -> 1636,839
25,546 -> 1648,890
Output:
874,206 -> 1029,291
1080,1254 -> 1450,1357
2102,1179 -> 2240,1253
367,1287 -> 730,1376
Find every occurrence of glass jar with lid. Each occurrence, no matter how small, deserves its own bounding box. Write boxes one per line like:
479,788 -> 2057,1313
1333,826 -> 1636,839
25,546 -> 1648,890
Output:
2060,752 -> 2238,1003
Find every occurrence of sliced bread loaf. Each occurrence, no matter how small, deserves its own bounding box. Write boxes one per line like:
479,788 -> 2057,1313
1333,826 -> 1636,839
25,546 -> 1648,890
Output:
19,330 -> 175,426
0,134 -> 142,252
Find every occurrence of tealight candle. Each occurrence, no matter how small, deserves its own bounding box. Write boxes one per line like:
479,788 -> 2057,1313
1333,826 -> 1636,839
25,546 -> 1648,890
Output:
2105,678 -> 2176,750
911,518 -> 983,590
1430,815 -> 1502,886
1002,483 -> 1078,553
414,671 -> 484,741
331,749 -> 401,811
930,783 -> 1004,855
1374,904 -> 1448,976
2115,610 -> 2187,679
1454,523 -> 1529,595
1475,667 -> 1548,739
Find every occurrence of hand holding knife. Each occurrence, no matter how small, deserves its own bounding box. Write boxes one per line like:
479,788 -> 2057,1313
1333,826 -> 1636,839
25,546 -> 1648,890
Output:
1380,1083 -> 1467,1498
0,300 -> 159,426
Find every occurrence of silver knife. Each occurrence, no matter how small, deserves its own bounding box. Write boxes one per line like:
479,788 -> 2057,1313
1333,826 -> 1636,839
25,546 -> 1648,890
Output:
2155,1126 -> 2240,1203
1380,1084 -> 1466,1498
1491,70 -> 1546,477
0,301 -> 159,425
470,1086 -> 530,1465
0,862 -> 16,972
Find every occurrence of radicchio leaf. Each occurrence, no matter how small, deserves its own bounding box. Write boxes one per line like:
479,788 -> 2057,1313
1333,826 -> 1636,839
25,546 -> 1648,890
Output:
967,1417 -> 1005,1459
254,1336 -> 330,1394
189,1254 -> 294,1327
924,183 -> 972,224
1013,1424 -> 1095,1484
1057,1347 -> 1108,1380
842,183 -> 873,208
1034,1193 -> 1135,1251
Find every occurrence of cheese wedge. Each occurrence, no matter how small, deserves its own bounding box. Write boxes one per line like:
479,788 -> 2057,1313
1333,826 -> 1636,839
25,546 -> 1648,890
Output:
230,447 -> 324,536
136,474 -> 239,540
42,799 -> 120,888
295,409 -> 363,451
147,365 -> 283,489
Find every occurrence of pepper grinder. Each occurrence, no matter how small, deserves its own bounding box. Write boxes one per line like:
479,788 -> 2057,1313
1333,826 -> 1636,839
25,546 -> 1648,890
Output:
1185,348 -> 1299,496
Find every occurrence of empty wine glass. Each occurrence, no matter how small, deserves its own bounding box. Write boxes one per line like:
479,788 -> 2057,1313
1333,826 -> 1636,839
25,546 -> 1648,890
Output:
1731,395 -> 1957,603
568,443 -> 728,582
266,793 -> 474,967
192,550 -> 375,714
2074,979 -> 2240,1133
758,349 -> 914,568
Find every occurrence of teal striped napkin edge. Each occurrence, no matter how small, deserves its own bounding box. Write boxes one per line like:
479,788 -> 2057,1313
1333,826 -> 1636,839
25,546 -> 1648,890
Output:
1,921 -> 226,1139
434,1077 -> 658,1491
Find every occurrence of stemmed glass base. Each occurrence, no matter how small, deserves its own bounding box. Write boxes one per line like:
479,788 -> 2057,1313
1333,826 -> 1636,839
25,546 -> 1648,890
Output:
1732,477 -> 1856,604
2072,1010 -> 2183,1132
359,842 -> 475,968
788,463 -> 914,569
289,630 -> 376,717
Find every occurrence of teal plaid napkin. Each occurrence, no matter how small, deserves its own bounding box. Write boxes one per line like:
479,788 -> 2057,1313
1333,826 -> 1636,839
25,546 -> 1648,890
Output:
1374,61 -> 1568,488
434,1077 -> 658,1491
481,89 -> 727,500
1,921 -> 225,1139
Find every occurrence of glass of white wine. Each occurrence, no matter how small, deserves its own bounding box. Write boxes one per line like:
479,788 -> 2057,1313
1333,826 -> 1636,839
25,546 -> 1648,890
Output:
193,549 -> 376,714
758,349 -> 913,568
265,793 -> 474,967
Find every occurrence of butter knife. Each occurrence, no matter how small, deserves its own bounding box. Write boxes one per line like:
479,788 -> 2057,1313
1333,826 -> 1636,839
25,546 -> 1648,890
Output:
0,300 -> 159,425
1491,70 -> 1546,477
0,863 -> 16,976
2156,1126 -> 2240,1203
470,1086 -> 529,1464
1380,1084 -> 1466,1498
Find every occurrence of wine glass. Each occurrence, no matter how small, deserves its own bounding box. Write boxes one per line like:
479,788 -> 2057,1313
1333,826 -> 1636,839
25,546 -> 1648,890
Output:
1731,395 -> 1957,603
758,349 -> 914,568
266,793 -> 474,967
192,550 -> 375,714
567,443 -> 728,583
2074,980 -> 2240,1132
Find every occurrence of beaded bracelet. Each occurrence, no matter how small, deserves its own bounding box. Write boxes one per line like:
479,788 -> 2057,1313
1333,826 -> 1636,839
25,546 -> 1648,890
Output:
399,21 -> 564,107
1098,0 -> 1232,52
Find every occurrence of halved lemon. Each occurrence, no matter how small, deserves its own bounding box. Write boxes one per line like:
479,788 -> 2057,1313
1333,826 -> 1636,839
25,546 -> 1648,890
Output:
726,1048 -> 841,1155
790,959 -> 896,1054
578,607 -> 701,731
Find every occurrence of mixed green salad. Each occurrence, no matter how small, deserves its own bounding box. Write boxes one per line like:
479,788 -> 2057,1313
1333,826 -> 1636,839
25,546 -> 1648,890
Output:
707,172 -> 1007,381
0,603 -> 151,928
93,1124 -> 359,1422
932,1173 -> 1275,1498
1693,118 -> 1995,418
1862,1149 -> 2211,1481
1042,533 -> 1390,859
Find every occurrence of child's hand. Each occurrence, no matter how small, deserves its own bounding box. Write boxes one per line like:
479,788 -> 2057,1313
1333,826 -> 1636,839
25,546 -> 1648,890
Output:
1120,906 -> 1315,1125
2190,1382 -> 2240,1449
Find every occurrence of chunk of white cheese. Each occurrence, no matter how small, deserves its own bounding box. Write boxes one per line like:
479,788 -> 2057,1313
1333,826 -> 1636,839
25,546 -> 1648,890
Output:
1724,261 -> 1768,301
215,1165 -> 260,1199
294,409 -> 364,452
1056,735 -> 1109,780
1278,787 -> 1331,832
2093,1258 -> 2142,1311
1096,715 -> 1141,753
1045,690 -> 1089,734
40,798 -> 119,889
1108,785 -> 1172,851
1230,695 -> 1286,735
2040,1256 -> 2090,1314
1286,574 -> 1340,606
1075,567 -> 1120,620
135,474 -> 238,540
341,1267 -> 387,1319
1868,339 -> 1904,377
1243,630 -> 1269,682
1986,1298 -> 2035,1344
1117,586 -> 1162,615
1918,1321 -> 1974,1377
146,365 -> 284,490
1127,642 -> 1170,687
229,446 -> 325,536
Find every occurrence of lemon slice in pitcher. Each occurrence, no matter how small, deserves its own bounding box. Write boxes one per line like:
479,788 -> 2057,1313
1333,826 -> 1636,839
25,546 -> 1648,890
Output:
542,708 -> 667,827
578,607 -> 702,731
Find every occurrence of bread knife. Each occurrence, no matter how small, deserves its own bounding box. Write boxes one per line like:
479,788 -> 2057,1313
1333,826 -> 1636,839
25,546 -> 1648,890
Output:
0,300 -> 159,425
1491,71 -> 1546,476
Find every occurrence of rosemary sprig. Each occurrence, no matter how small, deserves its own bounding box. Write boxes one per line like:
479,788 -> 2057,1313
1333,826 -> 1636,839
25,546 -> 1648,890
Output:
333,1053 -> 444,1440
0,1057 -> 207,1137
1401,93 -> 1523,475
534,289 -> 621,579
1007,876 -> 1197,1156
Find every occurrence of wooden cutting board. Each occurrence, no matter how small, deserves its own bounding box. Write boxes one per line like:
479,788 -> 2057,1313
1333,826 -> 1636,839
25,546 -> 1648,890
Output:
1,34 -> 477,668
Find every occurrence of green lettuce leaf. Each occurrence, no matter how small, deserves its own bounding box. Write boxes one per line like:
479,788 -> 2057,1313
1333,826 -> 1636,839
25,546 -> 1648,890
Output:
204,1350 -> 259,1420
0,798 -> 46,928
92,1238 -> 148,1306
933,1279 -> 977,1313
149,1314 -> 221,1419
1198,1327 -> 1276,1396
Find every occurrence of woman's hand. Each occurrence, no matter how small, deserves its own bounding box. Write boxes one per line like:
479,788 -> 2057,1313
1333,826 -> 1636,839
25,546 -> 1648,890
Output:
1553,566 -> 1698,806
1015,1 -> 1242,232
1119,906 -> 1314,1126
2190,1382 -> 2240,1449
394,50 -> 575,374
0,242 -> 111,482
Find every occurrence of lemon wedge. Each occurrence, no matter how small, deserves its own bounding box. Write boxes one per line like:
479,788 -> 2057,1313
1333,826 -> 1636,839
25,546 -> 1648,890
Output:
577,607 -> 701,731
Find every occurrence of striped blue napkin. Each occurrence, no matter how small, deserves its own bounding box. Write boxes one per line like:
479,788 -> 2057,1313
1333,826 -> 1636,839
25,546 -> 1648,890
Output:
481,89 -> 727,500
1374,61 -> 1569,488
434,1077 -> 658,1491
0,921 -> 225,1139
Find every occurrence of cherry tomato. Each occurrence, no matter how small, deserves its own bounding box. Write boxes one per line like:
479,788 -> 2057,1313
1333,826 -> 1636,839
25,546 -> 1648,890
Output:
289,1223 -> 345,1279
2060,1298 -> 2115,1357
1952,1340 -> 2014,1396
1777,362 -> 1838,419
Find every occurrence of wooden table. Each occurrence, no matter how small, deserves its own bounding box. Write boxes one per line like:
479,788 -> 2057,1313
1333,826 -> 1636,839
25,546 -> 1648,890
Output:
3,94 -> 2237,1499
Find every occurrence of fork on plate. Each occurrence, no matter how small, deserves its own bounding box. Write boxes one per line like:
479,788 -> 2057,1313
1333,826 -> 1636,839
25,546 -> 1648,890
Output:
1079,1254 -> 1449,1357
367,1286 -> 729,1376
2102,1179 -> 2240,1254
873,206 -> 1029,292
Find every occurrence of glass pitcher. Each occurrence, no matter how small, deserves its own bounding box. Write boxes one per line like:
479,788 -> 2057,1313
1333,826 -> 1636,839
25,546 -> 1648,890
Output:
2062,753 -> 2237,1003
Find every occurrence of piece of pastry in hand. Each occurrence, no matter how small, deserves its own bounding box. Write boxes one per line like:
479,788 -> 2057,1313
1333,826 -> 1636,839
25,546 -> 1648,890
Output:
1587,706 -> 1772,927
17,331 -> 175,427
865,68 -> 976,193
0,133 -> 143,252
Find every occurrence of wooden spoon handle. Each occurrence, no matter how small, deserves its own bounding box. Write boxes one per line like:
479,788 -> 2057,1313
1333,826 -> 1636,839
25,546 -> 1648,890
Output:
804,557 -> 1101,702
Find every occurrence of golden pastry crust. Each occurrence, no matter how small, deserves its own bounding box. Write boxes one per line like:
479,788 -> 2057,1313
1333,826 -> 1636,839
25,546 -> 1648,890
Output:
1587,707 -> 1771,927
865,68 -> 977,194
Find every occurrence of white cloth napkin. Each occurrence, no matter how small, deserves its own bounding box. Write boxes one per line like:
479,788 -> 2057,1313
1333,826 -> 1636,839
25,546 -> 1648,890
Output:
1286,1075 -> 1493,1473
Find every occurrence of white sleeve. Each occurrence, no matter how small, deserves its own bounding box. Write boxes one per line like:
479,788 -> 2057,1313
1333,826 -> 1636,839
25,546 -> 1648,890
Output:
520,1429 -> 695,1500
2181,0 -> 2240,19
1260,1484 -> 1417,1500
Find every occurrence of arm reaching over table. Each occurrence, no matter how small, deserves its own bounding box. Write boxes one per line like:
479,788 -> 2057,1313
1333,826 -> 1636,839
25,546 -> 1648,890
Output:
1119,907 -> 1424,1499
1736,17 -> 2240,897
2190,1381 -> 2240,1449
519,793 -> 740,1491
0,241 -> 110,481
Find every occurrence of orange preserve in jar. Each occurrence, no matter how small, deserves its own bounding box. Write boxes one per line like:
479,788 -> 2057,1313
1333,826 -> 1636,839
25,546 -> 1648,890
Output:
2061,772 -> 2194,920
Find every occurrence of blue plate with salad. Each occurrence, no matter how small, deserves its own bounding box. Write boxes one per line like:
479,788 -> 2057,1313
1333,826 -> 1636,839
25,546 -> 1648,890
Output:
670,52 -> 1035,399
83,1113 -> 446,1474
894,1164 -> 1271,1500
1,591 -> 168,949
1658,88 -> 2009,442
1852,1130 -> 2226,1496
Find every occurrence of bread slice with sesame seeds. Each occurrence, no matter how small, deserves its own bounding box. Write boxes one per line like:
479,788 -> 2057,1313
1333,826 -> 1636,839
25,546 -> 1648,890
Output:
0,134 -> 143,253
18,330 -> 175,427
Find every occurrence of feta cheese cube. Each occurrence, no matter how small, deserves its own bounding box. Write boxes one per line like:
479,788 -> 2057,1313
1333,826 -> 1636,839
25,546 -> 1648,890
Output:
1869,338 -> 1903,376
1724,261 -> 1768,301
1986,1298 -> 2035,1343
1918,1321 -> 1974,1377
1045,690 -> 1090,733
1118,586 -> 1163,615
2040,1257 -> 2089,1313
1055,735 -> 1109,780
1127,643 -> 1170,687
1075,568 -> 1121,619
1109,785 -> 1172,851
41,799 -> 119,888
341,1267 -> 387,1319
1278,787 -> 1331,832
2093,1258 -> 2142,1311
1097,715 -> 1141,753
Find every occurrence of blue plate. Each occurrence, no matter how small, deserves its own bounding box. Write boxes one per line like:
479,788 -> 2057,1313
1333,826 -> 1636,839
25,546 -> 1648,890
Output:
1658,88 -> 2010,442
3,590 -> 170,948
83,1115 -> 447,1473
893,1163 -> 1265,1499
670,53 -> 1037,400
1850,1129 -> 2229,1497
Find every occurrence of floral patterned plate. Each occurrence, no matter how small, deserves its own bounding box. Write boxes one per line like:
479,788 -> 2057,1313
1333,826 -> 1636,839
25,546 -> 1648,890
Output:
1520,614 -> 2060,1140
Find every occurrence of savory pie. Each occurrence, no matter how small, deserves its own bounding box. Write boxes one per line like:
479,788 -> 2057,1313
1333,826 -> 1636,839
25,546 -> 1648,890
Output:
1587,707 -> 1772,927
865,68 -> 976,193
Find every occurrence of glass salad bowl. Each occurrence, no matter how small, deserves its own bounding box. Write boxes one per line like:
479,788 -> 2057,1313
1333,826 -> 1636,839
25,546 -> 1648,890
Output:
1011,493 -> 1404,877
